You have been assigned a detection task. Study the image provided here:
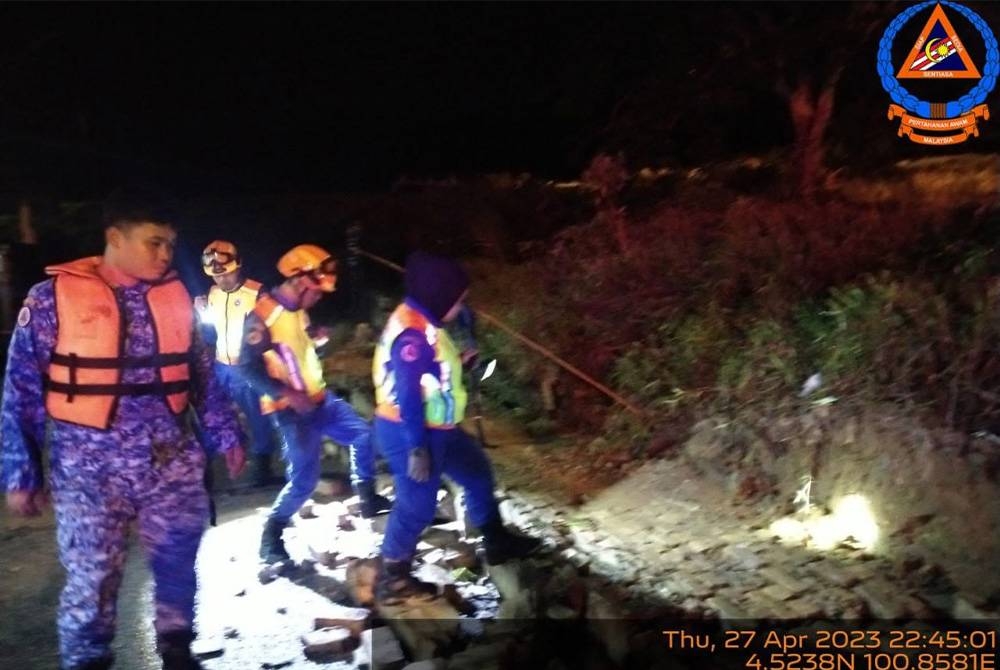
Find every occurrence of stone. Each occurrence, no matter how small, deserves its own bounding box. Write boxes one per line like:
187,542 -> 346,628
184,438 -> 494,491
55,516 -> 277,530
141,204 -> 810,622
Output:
591,548 -> 642,584
952,596 -> 995,619
345,557 -> 379,606
190,636 -> 224,659
721,545 -> 764,571
782,598 -> 826,619
743,590 -> 801,619
302,627 -> 357,659
299,500 -> 318,519
314,603 -> 372,637
420,526 -> 462,549
260,654 -> 295,669
816,566 -> 862,589
489,561 -> 539,619
759,567 -> 807,597
308,546 -> 338,568
370,608 -> 458,661
444,543 -> 479,570
758,583 -> 799,603
686,538 -> 724,555
853,583 -> 908,619
559,548 -> 591,572
413,562 -> 454,587
360,627 -> 406,670
706,595 -> 749,621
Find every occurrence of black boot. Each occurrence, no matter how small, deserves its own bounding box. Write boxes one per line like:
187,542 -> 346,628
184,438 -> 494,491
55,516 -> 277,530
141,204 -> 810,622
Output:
374,558 -> 439,606
259,518 -> 290,563
355,480 -> 392,518
158,630 -> 203,670
481,516 -> 544,564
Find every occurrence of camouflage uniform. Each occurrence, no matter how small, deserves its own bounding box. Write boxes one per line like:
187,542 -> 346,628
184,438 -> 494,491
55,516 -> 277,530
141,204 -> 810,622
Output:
0,276 -> 241,669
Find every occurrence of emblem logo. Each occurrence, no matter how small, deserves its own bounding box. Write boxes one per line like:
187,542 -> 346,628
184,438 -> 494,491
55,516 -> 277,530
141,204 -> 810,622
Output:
878,2 -> 997,145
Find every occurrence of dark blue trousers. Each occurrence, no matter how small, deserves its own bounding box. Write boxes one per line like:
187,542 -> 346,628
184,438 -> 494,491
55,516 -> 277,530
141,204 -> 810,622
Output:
376,417 -> 499,560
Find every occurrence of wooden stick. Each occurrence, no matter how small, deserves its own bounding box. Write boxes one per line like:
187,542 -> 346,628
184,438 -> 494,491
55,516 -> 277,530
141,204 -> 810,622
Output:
358,248 -> 646,418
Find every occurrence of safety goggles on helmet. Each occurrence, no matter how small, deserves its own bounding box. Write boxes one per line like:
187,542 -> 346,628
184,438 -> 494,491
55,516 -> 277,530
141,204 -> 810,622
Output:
201,246 -> 240,277
201,249 -> 236,266
301,257 -> 338,292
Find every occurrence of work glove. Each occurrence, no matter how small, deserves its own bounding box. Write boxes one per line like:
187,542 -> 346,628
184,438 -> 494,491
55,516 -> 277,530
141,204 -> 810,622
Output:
407,447 -> 431,483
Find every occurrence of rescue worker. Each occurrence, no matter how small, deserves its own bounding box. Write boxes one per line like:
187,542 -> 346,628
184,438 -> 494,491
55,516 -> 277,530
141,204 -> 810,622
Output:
194,240 -> 279,485
238,244 -> 390,563
0,186 -> 246,670
372,251 -> 542,604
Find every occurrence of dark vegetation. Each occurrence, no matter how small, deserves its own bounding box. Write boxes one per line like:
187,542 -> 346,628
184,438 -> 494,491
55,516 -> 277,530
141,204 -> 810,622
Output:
468,153 -> 1000,456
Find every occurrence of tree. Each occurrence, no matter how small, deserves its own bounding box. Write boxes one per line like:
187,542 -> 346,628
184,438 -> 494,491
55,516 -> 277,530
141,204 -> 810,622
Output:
592,3 -> 902,195
708,4 -> 902,197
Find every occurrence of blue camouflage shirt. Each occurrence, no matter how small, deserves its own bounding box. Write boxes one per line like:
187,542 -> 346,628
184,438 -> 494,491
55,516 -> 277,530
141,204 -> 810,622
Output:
0,276 -> 242,492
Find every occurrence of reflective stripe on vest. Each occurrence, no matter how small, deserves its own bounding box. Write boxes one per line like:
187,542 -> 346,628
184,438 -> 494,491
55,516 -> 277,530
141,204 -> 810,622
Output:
253,294 -> 327,415
44,257 -> 193,430
373,303 -> 467,428
205,279 -> 262,365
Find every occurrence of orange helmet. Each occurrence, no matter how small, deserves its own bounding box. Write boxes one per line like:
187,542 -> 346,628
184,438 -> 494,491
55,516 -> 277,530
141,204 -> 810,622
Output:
201,240 -> 240,277
277,244 -> 337,292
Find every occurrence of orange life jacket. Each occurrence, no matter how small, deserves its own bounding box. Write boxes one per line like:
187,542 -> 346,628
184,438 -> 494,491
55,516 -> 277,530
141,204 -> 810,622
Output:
44,257 -> 193,430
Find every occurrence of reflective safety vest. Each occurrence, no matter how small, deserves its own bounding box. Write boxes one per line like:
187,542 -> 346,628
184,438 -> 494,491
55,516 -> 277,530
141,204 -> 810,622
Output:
204,279 -> 262,365
44,257 -> 193,430
373,302 -> 467,428
253,294 -> 327,415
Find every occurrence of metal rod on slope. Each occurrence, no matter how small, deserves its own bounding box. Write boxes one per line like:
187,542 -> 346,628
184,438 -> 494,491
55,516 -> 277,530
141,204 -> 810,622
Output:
357,248 -> 647,418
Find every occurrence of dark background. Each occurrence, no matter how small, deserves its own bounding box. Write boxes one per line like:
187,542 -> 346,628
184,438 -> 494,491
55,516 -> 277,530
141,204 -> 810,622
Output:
1,1 -> 998,311
2,2 -> 995,199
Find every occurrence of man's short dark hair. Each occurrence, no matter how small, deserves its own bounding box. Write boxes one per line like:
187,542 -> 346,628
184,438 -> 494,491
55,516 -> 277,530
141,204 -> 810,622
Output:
102,183 -> 178,231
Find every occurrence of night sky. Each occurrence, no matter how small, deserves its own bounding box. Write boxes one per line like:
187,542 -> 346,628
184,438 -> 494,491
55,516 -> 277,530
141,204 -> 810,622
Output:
2,2 -> 999,197
2,3 -> 700,195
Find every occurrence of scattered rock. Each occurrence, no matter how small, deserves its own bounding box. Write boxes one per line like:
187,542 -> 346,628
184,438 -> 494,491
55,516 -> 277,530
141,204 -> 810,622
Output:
260,654 -> 295,669
420,526 -> 462,549
953,595 -> 996,619
314,603 -> 372,637
190,636 -> 224,659
360,626 -> 406,670
346,558 -> 379,606
299,501 -> 318,519
302,627 -> 357,659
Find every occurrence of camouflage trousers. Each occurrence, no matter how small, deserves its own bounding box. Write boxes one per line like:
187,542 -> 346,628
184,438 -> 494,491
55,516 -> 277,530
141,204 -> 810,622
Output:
50,425 -> 208,669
